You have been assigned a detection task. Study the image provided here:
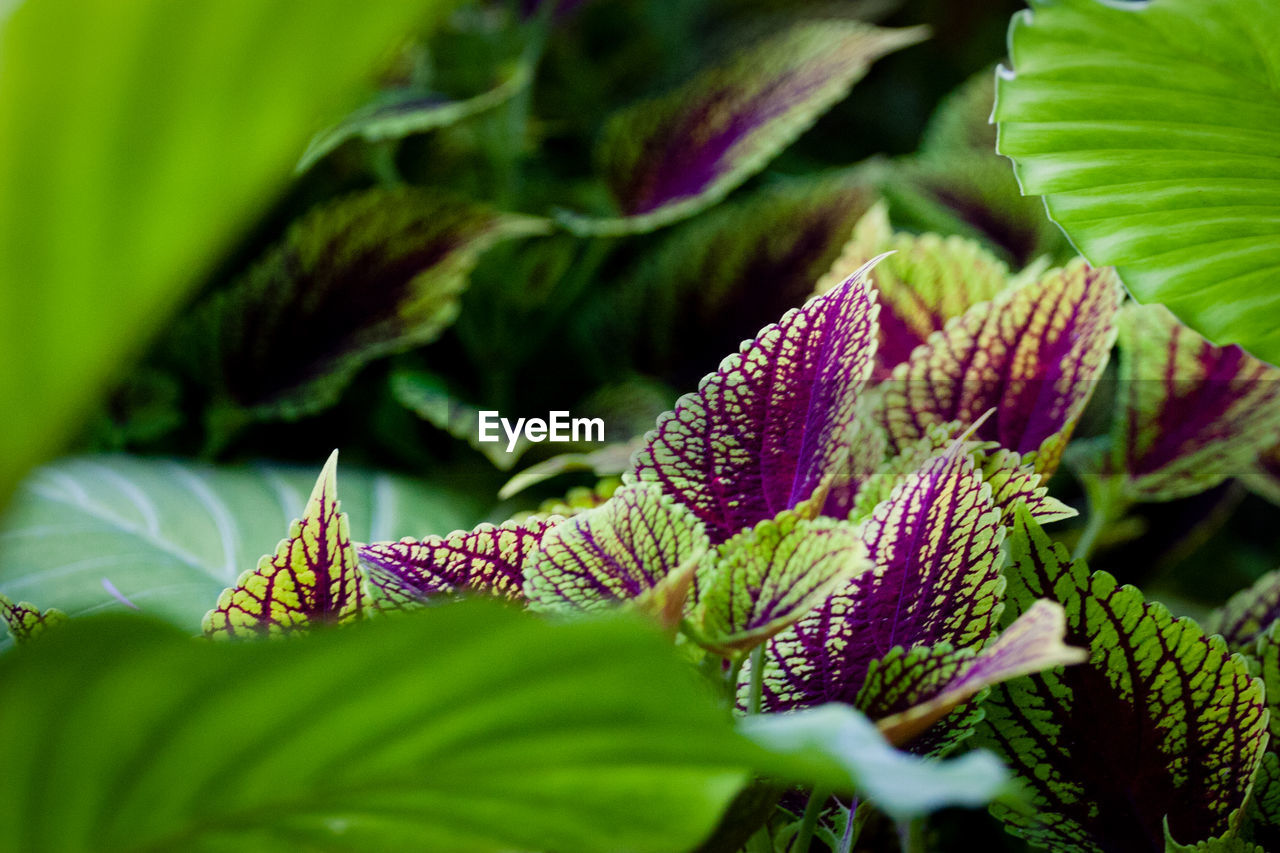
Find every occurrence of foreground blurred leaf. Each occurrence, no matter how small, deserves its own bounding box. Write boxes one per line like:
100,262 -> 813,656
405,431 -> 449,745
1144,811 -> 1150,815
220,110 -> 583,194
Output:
995,0 -> 1280,364
561,19 -> 924,234
0,605 -> 751,853
0,0 -> 455,507
980,509 -> 1268,852
179,188 -> 547,426
0,455 -> 480,647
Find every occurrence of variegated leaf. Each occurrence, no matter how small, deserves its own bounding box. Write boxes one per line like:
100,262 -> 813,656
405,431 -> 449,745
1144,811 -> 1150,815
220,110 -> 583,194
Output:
866,600 -> 1086,752
882,259 -> 1122,475
204,451 -> 364,638
359,518 -> 556,607
177,188 -> 547,422
561,20 -> 924,235
523,482 -> 709,617
756,444 -> 1005,712
695,510 -> 867,656
1241,443 -> 1280,507
979,508 -> 1268,852
632,264 -> 880,544
1109,303 -> 1280,502
1206,570 -> 1280,650
0,593 -> 67,644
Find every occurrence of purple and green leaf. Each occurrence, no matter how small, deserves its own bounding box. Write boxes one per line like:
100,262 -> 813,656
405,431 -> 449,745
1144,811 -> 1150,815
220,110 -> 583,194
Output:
177,187 -> 547,422
978,508 -> 1268,852
882,259 -> 1122,475
755,444 -> 1005,712
1206,570 -> 1280,650
1241,444 -> 1280,508
360,517 -> 556,607
560,20 -> 925,235
1108,303 -> 1280,503
204,451 -> 365,639
0,593 -> 67,643
694,509 -> 867,656
523,482 -> 709,618
632,264 -> 880,545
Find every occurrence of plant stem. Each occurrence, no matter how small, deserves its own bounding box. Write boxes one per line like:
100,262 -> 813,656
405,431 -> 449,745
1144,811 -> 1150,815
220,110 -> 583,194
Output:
896,817 -> 925,853
839,797 -> 861,853
747,643 -> 765,716
790,788 -> 831,853
1074,474 -> 1129,563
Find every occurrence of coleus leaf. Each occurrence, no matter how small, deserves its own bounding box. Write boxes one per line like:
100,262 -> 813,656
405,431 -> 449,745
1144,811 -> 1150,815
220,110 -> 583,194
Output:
580,171 -> 877,384
523,482 -> 708,621
298,63 -> 530,172
1107,303 -> 1280,503
391,368 -> 529,469
864,600 -> 1086,753
756,443 -> 1005,712
360,518 -> 556,607
1206,570 -> 1280,650
203,451 -> 363,638
1245,624 -> 1280,849
560,20 -> 925,235
994,0 -> 1280,366
631,263 -> 880,544
177,187 -> 547,422
817,203 -> 1011,381
1241,444 -> 1280,507
0,593 -> 66,644
979,508 -> 1268,853
694,509 -> 868,656
920,67 -> 998,157
882,259 -> 1122,475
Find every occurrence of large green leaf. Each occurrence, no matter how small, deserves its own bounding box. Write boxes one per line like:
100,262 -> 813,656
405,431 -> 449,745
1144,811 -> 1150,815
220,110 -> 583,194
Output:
0,0 -> 453,507
0,606 -> 751,853
995,0 -> 1280,364
0,455 -> 481,647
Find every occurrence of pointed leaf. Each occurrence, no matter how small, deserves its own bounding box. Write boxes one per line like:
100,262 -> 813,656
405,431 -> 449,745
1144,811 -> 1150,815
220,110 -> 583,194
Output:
1110,303 -> 1280,502
0,605 -> 758,853
360,518 -> 555,607
1206,570 -> 1280,650
523,482 -> 709,615
0,593 -> 67,644
178,188 -> 547,421
758,445 -> 1005,711
994,0 -> 1280,365
696,510 -> 867,655
203,452 -> 363,638
882,259 -> 1122,474
561,20 -> 925,234
867,600 -> 1086,750
632,264 -> 880,544
979,508 -> 1268,852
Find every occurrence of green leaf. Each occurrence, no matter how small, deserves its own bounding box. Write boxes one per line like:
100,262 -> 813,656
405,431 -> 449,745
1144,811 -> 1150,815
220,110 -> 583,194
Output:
0,605 -> 753,853
979,508 -> 1269,852
178,188 -> 548,423
995,0 -> 1280,364
695,510 -> 868,655
0,593 -> 66,644
298,62 -> 531,172
1206,570 -> 1280,650
738,704 -> 1011,821
391,368 -> 530,470
0,455 -> 480,647
0,0 -> 455,506
204,451 -> 364,638
560,19 -> 925,235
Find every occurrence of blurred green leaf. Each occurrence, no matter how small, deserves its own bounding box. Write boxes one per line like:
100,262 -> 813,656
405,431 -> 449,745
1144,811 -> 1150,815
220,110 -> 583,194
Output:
0,605 -> 748,852
0,455 -> 482,647
996,0 -> 1280,364
0,0 -> 455,506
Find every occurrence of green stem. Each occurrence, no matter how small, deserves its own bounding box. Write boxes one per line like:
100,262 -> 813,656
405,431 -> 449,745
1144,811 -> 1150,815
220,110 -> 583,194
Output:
896,817 -> 925,853
747,643 -> 765,716
1073,474 -> 1129,563
790,788 -> 831,853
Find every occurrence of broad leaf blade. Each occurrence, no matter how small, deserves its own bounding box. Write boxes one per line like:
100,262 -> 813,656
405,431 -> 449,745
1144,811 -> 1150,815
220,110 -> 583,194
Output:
1207,570 -> 1280,650
0,0 -> 455,506
1110,303 -> 1280,502
204,452 -> 363,637
178,188 -> 547,421
980,508 -> 1268,852
561,20 -> 925,234
632,265 -> 880,544
883,259 -> 1122,474
0,605 -> 752,853
995,0 -> 1280,364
